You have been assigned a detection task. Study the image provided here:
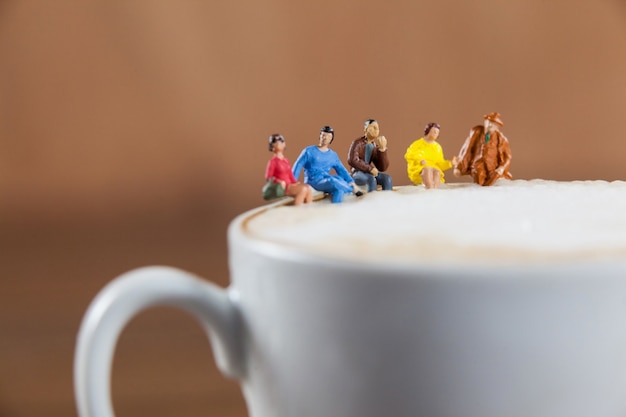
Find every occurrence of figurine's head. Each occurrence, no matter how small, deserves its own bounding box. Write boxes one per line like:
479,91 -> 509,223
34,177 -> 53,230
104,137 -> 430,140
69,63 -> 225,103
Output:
319,125 -> 335,146
363,119 -> 379,140
268,133 -> 285,152
424,122 -> 441,139
483,112 -> 504,133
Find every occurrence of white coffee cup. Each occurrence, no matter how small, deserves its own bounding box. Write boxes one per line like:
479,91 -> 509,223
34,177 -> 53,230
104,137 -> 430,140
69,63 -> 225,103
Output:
75,183 -> 626,417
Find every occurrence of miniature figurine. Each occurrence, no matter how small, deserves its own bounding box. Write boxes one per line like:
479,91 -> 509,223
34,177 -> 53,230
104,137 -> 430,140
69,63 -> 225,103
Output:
404,122 -> 454,189
264,133 -> 313,205
347,119 -> 392,192
453,112 -> 512,186
292,126 -> 363,204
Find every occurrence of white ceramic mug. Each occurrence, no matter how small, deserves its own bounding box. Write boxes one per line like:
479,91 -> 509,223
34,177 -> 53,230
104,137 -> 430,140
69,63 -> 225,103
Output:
75,198 -> 626,417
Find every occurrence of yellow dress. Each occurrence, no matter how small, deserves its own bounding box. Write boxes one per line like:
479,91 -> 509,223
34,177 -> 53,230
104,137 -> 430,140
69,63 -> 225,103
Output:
404,138 -> 453,185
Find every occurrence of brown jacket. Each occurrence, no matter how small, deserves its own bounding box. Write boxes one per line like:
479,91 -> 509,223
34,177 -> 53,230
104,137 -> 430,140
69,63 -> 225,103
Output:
458,126 -> 512,185
347,136 -> 389,174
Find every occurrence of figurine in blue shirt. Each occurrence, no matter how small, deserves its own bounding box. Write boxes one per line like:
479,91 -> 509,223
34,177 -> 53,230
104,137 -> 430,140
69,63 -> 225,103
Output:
292,126 -> 363,203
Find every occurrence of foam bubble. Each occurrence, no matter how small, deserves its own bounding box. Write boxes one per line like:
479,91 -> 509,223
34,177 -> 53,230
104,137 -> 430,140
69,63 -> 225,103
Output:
244,180 -> 626,265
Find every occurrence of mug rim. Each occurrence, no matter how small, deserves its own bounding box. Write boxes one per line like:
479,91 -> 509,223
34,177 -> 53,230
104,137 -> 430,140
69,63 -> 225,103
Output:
228,195 -> 626,278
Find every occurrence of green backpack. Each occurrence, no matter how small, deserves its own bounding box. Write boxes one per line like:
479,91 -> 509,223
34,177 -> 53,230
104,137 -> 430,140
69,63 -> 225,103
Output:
262,178 -> 285,200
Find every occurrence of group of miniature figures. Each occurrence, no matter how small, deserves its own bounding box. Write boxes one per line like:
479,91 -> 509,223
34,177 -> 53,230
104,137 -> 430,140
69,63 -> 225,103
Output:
263,112 -> 512,205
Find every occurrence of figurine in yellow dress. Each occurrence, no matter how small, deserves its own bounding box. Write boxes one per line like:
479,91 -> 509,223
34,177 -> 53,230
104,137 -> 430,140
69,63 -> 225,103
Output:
404,123 -> 456,189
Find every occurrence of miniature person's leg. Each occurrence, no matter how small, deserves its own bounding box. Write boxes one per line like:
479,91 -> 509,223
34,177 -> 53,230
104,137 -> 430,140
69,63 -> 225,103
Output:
431,169 -> 441,189
353,171 -> 377,192
329,176 -> 355,203
304,185 -> 313,203
420,169 -> 429,188
285,184 -> 299,205
472,164 -> 488,186
313,177 -> 353,203
421,168 -> 434,189
486,170 -> 512,185
428,168 -> 439,189
484,171 -> 502,186
286,183 -> 308,205
307,180 -> 331,199
331,190 -> 346,203
376,172 -> 392,190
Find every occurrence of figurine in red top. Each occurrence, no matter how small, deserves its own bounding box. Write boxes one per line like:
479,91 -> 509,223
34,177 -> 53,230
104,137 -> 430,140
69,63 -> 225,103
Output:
453,112 -> 512,186
265,134 -> 313,205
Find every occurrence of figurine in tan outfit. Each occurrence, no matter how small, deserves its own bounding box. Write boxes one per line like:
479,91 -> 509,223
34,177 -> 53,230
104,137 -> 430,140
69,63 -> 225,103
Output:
453,112 -> 512,186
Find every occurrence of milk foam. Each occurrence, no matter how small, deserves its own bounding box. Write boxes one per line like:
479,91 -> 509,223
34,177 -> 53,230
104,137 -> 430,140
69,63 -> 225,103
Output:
244,180 -> 626,264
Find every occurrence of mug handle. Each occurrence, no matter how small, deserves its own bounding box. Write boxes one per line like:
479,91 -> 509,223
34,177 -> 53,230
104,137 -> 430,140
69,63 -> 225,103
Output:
74,266 -> 244,417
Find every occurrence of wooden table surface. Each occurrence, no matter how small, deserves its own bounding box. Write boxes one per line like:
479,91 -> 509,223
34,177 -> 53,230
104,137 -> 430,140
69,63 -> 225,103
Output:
0,209 -> 249,417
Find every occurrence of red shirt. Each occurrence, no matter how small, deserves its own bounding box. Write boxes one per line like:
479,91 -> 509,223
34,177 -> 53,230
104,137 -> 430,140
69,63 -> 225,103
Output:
265,156 -> 297,185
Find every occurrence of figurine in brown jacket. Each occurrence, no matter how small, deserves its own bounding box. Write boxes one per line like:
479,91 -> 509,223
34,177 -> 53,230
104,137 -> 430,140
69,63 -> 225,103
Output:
347,119 -> 392,192
453,112 -> 512,186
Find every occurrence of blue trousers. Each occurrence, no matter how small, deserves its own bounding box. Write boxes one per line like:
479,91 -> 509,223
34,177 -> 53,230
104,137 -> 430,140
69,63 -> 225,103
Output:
310,176 -> 354,203
352,171 -> 392,192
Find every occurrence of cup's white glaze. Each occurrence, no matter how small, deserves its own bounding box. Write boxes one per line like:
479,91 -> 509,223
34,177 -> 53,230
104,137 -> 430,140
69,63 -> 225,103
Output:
75,198 -> 626,417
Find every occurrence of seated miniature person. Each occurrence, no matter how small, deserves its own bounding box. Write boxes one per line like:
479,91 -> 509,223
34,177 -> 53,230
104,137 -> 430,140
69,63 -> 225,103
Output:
347,119 -> 392,192
454,111 -> 512,186
292,126 -> 362,204
264,133 -> 313,205
405,122 -> 455,189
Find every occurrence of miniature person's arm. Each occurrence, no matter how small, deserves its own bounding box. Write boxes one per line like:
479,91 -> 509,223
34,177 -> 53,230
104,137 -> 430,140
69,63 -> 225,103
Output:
292,148 -> 308,181
496,134 -> 512,175
333,152 -> 356,184
277,159 -> 297,188
405,141 -> 427,180
436,158 -> 453,171
404,141 -> 416,163
372,136 -> 390,171
375,135 -> 387,152
434,143 -> 453,171
347,139 -> 373,173
404,140 -> 419,163
456,127 -> 480,175
266,158 -> 289,189
265,158 -> 277,181
405,140 -> 426,183
407,140 -> 430,166
286,163 -> 298,184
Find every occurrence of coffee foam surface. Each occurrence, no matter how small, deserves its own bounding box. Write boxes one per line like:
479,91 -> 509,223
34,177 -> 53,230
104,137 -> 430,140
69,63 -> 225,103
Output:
244,180 -> 626,265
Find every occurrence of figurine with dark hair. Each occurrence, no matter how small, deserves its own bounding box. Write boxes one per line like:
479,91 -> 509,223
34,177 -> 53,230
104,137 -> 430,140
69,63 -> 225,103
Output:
264,133 -> 313,205
347,119 -> 392,192
292,126 -> 363,203
405,122 -> 454,189
453,112 -> 512,186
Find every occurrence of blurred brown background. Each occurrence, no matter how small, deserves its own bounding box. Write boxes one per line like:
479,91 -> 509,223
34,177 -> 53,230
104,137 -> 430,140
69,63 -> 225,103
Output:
1,1 -> 625,416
